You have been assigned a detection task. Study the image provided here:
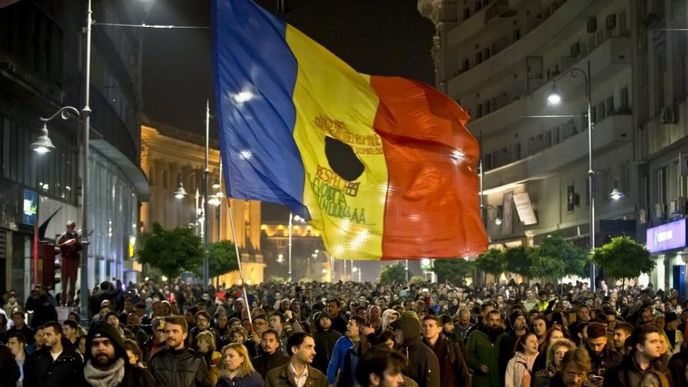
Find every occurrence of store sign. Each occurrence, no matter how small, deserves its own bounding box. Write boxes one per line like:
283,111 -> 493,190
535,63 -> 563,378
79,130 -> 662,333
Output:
647,218 -> 686,254
22,190 -> 38,225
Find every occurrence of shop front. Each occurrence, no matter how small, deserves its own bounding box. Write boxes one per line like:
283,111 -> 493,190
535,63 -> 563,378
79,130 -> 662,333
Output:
645,218 -> 687,298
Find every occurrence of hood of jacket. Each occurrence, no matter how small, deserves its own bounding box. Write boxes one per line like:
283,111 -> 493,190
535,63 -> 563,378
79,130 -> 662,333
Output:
85,322 -> 127,362
390,314 -> 421,345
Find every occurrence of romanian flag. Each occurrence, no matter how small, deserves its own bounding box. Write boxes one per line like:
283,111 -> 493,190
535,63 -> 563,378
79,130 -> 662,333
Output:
212,0 -> 487,260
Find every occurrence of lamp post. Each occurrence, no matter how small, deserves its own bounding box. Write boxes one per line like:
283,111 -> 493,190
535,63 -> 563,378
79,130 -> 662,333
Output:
547,60 -> 595,292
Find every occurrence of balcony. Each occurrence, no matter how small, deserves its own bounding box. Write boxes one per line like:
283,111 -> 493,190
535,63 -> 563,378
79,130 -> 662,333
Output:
467,35 -> 632,137
482,114 -> 632,194
448,0 -> 598,95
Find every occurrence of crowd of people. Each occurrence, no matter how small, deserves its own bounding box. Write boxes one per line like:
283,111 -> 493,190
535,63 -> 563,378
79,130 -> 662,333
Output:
0,278 -> 686,387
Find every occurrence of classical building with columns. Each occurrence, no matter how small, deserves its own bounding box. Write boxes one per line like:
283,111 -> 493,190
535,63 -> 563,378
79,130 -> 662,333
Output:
140,120 -> 264,285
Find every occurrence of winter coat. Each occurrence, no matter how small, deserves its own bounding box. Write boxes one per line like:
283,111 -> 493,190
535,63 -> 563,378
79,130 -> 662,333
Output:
0,345 -> 19,387
423,333 -> 471,387
326,336 -> 353,384
584,343 -> 622,378
253,351 -> 290,379
216,372 -> 264,387
390,316 -> 441,387
504,352 -> 537,387
466,326 -> 508,387
150,346 -> 213,387
602,353 -> 672,387
23,345 -> 83,387
264,364 -> 327,387
668,348 -> 688,387
313,329 -> 341,374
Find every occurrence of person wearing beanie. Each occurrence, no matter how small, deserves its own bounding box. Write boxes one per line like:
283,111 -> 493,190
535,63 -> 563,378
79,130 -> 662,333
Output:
313,311 -> 342,374
79,323 -> 156,387
390,314 -> 440,387
665,311 -> 683,354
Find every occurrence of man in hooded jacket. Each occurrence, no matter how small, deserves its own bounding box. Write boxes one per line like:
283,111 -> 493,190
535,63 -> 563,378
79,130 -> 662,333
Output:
390,314 -> 440,387
79,323 -> 157,387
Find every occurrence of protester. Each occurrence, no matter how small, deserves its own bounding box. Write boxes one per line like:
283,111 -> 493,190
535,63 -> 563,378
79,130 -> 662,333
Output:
421,315 -> 470,387
354,347 -> 407,387
0,343 -> 20,387
149,316 -> 212,387
24,321 -> 83,387
253,329 -> 289,379
505,332 -> 539,387
6,331 -> 27,385
79,323 -> 156,387
531,338 -> 575,387
390,314 -> 440,387
603,324 -> 671,386
264,332 -> 327,387
216,343 -> 263,387
467,310 -> 508,387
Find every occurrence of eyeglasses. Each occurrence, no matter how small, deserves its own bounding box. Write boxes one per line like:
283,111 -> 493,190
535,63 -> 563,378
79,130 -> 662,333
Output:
156,329 -> 165,333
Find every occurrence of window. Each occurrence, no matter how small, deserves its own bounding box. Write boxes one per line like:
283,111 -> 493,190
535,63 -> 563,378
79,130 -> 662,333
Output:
606,95 -> 615,116
597,101 -> 606,121
514,29 -> 521,40
620,87 -> 629,112
464,7 -> 471,20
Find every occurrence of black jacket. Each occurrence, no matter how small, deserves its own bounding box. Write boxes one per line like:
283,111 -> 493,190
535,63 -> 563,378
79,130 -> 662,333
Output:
0,345 -> 19,387
603,352 -> 672,387
253,350 -> 290,379
313,329 -> 342,374
23,345 -> 83,387
150,347 -> 212,387
669,348 -> 688,387
390,316 -> 440,387
423,333 -> 471,387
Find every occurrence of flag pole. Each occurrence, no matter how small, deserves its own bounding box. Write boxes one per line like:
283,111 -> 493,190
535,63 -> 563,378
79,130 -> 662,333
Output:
225,198 -> 253,326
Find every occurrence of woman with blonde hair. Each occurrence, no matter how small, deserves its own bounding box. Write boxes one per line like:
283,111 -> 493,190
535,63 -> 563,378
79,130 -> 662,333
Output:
533,339 -> 576,387
217,343 -> 264,387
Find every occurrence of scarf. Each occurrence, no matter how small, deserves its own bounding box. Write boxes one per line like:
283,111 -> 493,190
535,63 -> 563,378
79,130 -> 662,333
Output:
83,358 -> 126,387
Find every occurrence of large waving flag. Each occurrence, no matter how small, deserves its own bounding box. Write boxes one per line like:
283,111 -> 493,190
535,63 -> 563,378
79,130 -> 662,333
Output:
212,0 -> 487,260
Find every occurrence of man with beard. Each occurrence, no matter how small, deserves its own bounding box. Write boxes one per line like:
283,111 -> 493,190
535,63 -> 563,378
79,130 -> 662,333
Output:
265,332 -> 327,387
253,329 -> 290,379
24,321 -> 83,387
390,314 -> 440,387
150,315 -> 211,387
79,323 -> 156,387
603,324 -> 672,386
585,322 -> 622,385
466,310 -> 508,387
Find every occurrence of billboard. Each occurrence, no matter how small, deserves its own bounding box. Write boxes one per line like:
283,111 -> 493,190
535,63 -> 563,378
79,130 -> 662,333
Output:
646,218 -> 686,254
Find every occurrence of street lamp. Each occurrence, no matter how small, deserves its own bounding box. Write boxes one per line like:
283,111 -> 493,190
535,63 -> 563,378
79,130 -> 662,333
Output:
33,106 -> 80,154
34,0 -> 93,323
609,179 -> 625,201
547,60 -> 596,292
173,181 -> 188,199
352,266 -> 362,282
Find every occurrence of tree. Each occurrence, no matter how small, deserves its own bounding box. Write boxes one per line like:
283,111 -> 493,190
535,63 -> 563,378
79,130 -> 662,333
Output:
529,235 -> 588,282
503,246 -> 534,278
433,259 -> 474,284
137,223 -> 203,280
380,263 -> 406,284
207,240 -> 239,278
475,248 -> 505,277
592,236 -> 654,282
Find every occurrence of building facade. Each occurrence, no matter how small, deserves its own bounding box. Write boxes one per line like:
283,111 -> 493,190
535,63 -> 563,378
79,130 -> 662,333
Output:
0,0 -> 149,300
420,0 -> 638,279
140,123 -> 265,285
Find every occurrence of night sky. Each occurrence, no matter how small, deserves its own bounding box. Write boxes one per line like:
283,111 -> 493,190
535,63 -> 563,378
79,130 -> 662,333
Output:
141,0 -> 435,134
